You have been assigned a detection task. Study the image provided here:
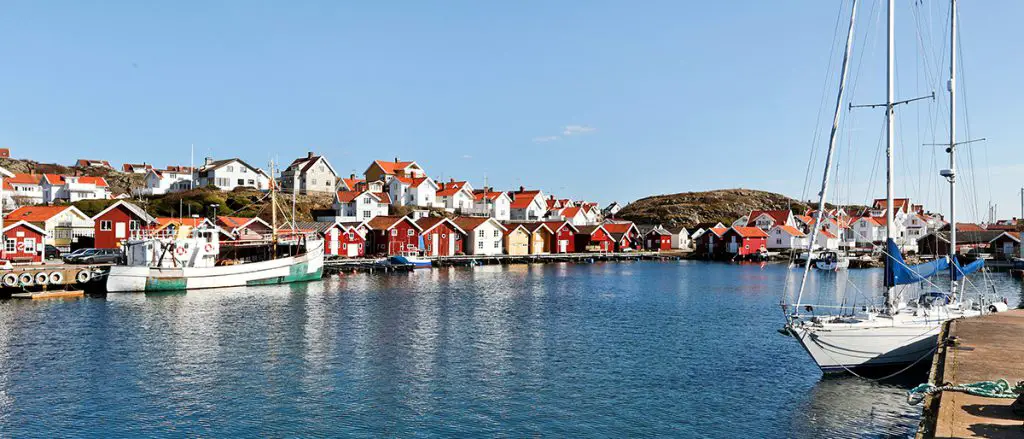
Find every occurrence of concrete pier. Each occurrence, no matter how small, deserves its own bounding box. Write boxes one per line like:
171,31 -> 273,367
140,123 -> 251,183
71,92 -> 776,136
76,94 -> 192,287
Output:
917,309 -> 1024,438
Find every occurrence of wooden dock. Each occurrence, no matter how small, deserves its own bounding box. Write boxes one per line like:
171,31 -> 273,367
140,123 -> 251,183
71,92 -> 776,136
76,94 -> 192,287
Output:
322,251 -> 687,274
916,309 -> 1024,438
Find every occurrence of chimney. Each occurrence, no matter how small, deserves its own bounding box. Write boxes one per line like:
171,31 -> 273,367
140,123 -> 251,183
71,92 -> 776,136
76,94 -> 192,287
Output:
519,186 -> 524,192
394,156 -> 399,163
307,151 -> 314,159
450,178 -> 455,183
349,173 -> 355,179
204,157 -> 213,166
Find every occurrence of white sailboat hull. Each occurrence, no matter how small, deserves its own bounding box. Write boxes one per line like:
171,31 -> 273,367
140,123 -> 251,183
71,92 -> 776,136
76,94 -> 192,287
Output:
789,319 -> 941,374
106,241 -> 324,292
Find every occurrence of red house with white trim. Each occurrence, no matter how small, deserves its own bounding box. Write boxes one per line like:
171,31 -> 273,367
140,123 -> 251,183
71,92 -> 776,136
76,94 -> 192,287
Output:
696,227 -> 728,258
2,220 -> 47,263
574,225 -> 614,253
642,226 -> 672,251
416,217 -> 466,256
367,216 -> 422,256
602,222 -> 640,252
543,221 -> 577,253
92,201 -> 158,248
722,226 -> 769,257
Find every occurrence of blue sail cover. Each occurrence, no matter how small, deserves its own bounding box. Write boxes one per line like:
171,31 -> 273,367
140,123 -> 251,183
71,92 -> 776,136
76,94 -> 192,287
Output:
884,238 -> 950,287
952,258 -> 985,281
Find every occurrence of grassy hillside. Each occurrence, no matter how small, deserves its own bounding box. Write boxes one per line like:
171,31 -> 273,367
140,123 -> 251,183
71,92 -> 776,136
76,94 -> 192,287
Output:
616,189 -> 811,227
71,188 -> 337,222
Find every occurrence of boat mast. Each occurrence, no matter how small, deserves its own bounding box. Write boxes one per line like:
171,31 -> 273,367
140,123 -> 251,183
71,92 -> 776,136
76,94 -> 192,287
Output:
884,0 -> 896,312
794,0 -> 859,312
948,0 -> 958,293
271,160 -> 278,245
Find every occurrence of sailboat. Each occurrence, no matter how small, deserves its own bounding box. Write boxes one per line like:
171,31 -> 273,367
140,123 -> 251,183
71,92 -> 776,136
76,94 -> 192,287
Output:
106,161 -> 325,292
784,0 -> 1007,375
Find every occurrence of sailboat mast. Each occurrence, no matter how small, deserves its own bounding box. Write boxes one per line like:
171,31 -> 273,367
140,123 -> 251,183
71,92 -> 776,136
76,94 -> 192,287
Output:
794,0 -> 859,311
884,0 -> 896,311
948,0 -> 958,291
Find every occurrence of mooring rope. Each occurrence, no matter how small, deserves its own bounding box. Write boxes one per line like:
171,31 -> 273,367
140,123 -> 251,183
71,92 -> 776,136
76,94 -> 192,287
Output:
907,379 -> 1024,405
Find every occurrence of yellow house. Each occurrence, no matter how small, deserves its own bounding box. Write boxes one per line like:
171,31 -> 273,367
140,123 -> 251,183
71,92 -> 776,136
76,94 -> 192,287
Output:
504,224 -> 530,255
523,223 -> 553,254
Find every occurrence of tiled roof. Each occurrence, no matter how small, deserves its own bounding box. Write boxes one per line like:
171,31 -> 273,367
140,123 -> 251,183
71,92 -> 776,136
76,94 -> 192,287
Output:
6,173 -> 41,185
367,215 -> 417,231
394,176 -> 431,188
542,221 -> 577,233
217,216 -> 254,229
5,206 -> 75,222
818,229 -> 837,239
340,178 -> 365,191
602,222 -> 636,234
730,226 -> 769,238
776,225 -> 805,236
707,227 -> 728,237
373,160 -> 416,175
473,190 -> 504,201
436,181 -> 469,197
509,190 -> 542,209
42,174 -> 109,187
560,206 -> 582,218
453,216 -> 505,232
373,192 -> 391,205
746,209 -> 791,227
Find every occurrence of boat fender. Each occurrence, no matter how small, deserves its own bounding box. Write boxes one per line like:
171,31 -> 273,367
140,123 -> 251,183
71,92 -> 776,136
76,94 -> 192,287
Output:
988,302 -> 1009,313
204,243 -> 214,253
49,271 -> 64,285
2,273 -> 18,288
18,272 -> 34,286
76,270 -> 92,284
35,272 -> 49,286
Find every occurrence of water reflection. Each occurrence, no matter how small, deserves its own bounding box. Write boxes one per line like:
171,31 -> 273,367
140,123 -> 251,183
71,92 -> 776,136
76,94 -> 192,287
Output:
0,262 -> 1018,437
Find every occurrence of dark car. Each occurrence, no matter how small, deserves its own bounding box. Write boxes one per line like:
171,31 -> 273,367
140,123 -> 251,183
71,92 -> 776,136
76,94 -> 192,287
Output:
63,248 -> 96,263
44,245 -> 61,260
77,249 -> 123,265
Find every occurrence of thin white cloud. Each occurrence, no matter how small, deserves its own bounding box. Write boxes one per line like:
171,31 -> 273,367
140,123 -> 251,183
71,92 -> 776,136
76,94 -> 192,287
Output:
461,154 -> 472,159
532,135 -> 560,143
563,125 -> 596,136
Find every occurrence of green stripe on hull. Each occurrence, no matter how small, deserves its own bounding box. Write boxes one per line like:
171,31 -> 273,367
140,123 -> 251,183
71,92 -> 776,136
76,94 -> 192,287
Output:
146,277 -> 188,292
245,262 -> 323,287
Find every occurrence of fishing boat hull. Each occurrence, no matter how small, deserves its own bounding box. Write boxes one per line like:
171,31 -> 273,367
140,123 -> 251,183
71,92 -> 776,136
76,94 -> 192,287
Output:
388,255 -> 432,269
813,259 -> 850,270
789,320 -> 941,374
106,243 -> 324,292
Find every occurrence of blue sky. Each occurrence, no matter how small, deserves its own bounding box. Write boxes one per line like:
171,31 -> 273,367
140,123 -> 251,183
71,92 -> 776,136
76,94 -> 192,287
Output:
1,1 -> 1022,220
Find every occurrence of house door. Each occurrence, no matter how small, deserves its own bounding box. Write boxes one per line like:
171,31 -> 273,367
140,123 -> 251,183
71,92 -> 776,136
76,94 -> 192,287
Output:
347,242 -> 359,257
559,240 -> 567,253
329,229 -> 339,255
1003,242 -> 1015,257
431,234 -> 439,256
115,222 -> 126,239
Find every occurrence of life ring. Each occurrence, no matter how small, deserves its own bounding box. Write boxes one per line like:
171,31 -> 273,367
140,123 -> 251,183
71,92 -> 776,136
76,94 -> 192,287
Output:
49,271 -> 64,285
2,273 -> 18,288
204,243 -> 214,253
15,242 -> 24,251
76,270 -> 92,284
18,272 -> 34,286
35,272 -> 49,286
175,246 -> 187,256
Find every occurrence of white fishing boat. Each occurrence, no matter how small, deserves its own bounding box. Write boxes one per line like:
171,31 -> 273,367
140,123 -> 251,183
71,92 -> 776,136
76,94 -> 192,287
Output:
813,251 -> 850,271
783,0 -> 1007,375
106,161 -> 325,292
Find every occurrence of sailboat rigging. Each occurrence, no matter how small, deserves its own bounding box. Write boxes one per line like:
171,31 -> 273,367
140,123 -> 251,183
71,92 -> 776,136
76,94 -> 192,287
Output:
783,0 -> 1007,376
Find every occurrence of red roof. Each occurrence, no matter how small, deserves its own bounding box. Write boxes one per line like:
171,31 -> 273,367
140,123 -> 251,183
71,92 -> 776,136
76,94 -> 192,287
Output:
819,229 -> 837,239
872,198 -> 911,212
367,215 -> 416,231
5,205 -> 76,222
542,221 -> 576,233
372,160 -> 416,175
394,176 -> 430,188
509,190 -> 542,209
730,226 -> 769,238
217,216 -> 254,229
473,190 -> 504,201
776,225 -> 805,236
6,173 -> 41,185
42,174 -> 109,187
602,222 -> 637,234
707,227 -> 728,237
416,217 -> 465,234
336,190 -> 387,204
340,177 -> 364,191
373,192 -> 391,205
453,216 -> 504,232
746,210 -> 791,227
560,206 -> 582,218
436,181 -> 469,197
154,217 -> 207,228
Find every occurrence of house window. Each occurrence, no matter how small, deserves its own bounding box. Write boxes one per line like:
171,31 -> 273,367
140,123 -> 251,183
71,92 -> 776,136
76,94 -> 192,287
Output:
477,241 -> 483,249
100,220 -> 112,231
5,239 -> 14,253
363,211 -> 371,219
391,229 -> 398,236
493,241 -> 499,248
226,166 -> 234,172
493,230 -> 499,237
407,230 -> 414,236
237,179 -> 245,186
248,179 -> 255,186
24,239 -> 35,253
129,220 -> 139,230
478,230 -> 484,238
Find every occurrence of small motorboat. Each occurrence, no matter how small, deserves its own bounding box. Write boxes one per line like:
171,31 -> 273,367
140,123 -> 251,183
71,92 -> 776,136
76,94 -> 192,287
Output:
813,251 -> 850,270
387,252 -> 432,269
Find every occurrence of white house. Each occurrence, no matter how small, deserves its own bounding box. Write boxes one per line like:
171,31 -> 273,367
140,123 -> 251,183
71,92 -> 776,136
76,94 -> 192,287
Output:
767,225 -> 807,250
453,216 -> 507,256
745,210 -> 796,231
388,176 -> 438,208
508,188 -> 547,221
668,226 -> 690,249
469,189 -> 511,221
137,167 -> 194,196
364,159 -> 427,183
4,174 -> 44,206
602,202 -> 623,219
555,206 -> 594,227
851,216 -> 886,245
41,175 -> 110,203
280,152 -> 338,195
815,229 -> 841,250
436,180 -> 475,212
196,158 -> 270,191
329,190 -> 390,222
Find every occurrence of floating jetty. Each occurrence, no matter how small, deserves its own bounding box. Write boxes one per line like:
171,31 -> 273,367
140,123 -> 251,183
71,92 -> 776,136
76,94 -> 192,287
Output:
916,309 -> 1024,438
322,251 -> 686,274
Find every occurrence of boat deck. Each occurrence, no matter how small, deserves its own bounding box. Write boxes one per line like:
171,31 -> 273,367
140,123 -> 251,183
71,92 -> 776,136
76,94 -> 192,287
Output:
917,309 -> 1024,438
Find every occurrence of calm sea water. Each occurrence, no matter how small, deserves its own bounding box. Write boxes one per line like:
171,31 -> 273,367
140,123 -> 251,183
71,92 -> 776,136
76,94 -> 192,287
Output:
0,261 -> 1020,438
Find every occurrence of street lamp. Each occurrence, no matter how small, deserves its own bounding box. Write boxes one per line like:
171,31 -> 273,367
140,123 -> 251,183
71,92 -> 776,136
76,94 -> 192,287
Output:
210,204 -> 219,219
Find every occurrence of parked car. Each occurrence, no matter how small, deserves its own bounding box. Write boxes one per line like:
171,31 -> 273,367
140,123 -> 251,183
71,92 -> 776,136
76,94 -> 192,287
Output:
63,248 -> 95,263
44,245 -> 61,260
76,249 -> 123,265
